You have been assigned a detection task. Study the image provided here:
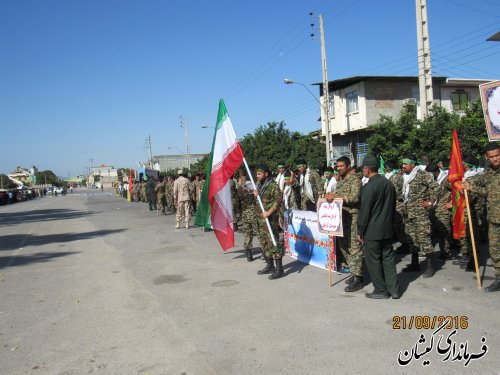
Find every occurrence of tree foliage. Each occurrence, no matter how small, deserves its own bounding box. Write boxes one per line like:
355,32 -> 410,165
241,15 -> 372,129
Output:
0,174 -> 18,189
239,121 -> 326,170
367,99 -> 489,164
35,170 -> 63,186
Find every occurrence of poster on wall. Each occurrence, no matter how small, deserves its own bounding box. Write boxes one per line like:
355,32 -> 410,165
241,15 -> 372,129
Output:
479,80 -> 500,142
283,209 -> 336,271
316,198 -> 344,237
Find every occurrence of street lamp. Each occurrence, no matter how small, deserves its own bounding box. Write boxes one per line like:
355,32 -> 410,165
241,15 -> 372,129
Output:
284,78 -> 333,166
200,125 -> 214,129
180,116 -> 190,170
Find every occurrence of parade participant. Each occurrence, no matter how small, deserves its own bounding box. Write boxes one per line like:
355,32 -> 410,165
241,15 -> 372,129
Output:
462,142 -> 500,292
423,163 -> 453,260
146,177 -> 157,211
193,173 -> 204,212
386,161 -> 408,252
297,159 -> 322,212
333,156 -> 363,291
323,167 -> 337,195
140,181 -> 147,203
165,176 -> 174,213
357,155 -> 399,299
238,171 -> 258,261
282,170 -> 300,211
275,163 -> 286,192
401,155 -> 438,277
173,170 -> 194,229
253,164 -> 283,279
155,177 -> 167,215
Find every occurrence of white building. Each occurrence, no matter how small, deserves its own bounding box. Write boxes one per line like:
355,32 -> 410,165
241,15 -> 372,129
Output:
317,76 -> 493,165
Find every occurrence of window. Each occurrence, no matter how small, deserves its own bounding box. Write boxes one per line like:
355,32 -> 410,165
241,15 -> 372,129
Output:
411,86 -> 420,103
356,142 -> 368,164
347,90 -> 358,113
329,97 -> 335,117
451,90 -> 468,111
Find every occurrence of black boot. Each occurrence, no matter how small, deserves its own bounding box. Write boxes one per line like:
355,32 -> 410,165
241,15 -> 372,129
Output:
484,277 -> 500,292
465,259 -> 475,272
452,255 -> 469,267
402,253 -> 421,272
345,276 -> 354,285
257,257 -> 274,275
395,243 -> 410,254
269,259 -> 285,280
245,248 -> 253,262
344,276 -> 363,292
422,256 -> 435,278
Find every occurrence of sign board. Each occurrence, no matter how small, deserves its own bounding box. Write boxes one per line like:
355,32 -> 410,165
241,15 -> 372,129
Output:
479,80 -> 500,142
317,198 -> 344,237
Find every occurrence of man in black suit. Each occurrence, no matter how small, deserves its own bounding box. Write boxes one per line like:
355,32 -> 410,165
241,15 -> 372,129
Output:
357,155 -> 400,299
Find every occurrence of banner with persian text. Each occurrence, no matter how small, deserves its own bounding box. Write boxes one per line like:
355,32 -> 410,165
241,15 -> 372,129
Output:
284,209 -> 336,271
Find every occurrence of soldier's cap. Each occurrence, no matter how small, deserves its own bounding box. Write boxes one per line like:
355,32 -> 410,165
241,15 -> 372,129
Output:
177,169 -> 183,175
426,163 -> 440,173
277,164 -> 285,168
362,154 -> 378,168
401,155 -> 417,164
324,167 -> 334,173
255,164 -> 270,173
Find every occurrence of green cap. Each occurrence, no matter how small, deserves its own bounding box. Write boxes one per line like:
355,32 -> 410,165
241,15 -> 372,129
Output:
362,154 -> 378,168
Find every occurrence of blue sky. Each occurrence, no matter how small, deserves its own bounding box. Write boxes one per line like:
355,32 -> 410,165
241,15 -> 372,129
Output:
1,0 -> 499,177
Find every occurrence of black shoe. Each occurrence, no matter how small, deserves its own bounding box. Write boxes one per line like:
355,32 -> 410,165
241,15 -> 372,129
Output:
465,260 -> 475,272
484,277 -> 500,292
422,257 -> 435,278
344,276 -> 354,285
453,255 -> 469,266
257,259 -> 274,275
402,253 -> 421,272
245,249 -> 253,262
391,293 -> 401,299
344,276 -> 363,292
395,243 -> 410,254
440,252 -> 452,260
365,292 -> 389,299
269,259 -> 285,280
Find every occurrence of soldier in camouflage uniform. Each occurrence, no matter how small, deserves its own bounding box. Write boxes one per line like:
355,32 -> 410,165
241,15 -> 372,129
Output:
140,181 -> 147,203
254,164 -> 284,279
296,159 -> 323,212
401,155 -> 438,278
155,177 -> 167,215
165,176 -> 174,213
193,174 -> 204,212
385,161 -> 408,251
238,173 -> 258,261
463,142 -> 500,292
333,156 -> 363,292
424,163 -> 453,260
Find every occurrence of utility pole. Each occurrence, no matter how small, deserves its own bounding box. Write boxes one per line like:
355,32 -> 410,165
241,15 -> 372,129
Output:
180,116 -> 191,170
318,14 -> 333,166
415,0 -> 433,119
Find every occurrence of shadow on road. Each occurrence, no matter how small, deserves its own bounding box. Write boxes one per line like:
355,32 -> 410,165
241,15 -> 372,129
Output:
0,209 -> 98,227
0,229 -> 127,251
0,251 -> 80,269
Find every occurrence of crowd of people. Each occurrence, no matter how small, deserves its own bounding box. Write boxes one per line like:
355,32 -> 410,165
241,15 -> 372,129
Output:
116,141 -> 500,296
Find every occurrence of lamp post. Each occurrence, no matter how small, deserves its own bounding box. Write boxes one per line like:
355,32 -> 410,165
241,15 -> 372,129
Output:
284,78 -> 333,166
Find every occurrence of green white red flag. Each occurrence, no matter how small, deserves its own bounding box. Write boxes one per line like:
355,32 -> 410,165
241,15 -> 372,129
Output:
447,129 -> 465,239
194,99 -> 243,251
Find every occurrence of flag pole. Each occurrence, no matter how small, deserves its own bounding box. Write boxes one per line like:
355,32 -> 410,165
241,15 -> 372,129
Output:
242,157 -> 277,247
463,187 -> 481,290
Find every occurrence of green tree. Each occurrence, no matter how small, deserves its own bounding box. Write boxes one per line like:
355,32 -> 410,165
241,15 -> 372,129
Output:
35,170 -> 61,186
0,174 -> 18,189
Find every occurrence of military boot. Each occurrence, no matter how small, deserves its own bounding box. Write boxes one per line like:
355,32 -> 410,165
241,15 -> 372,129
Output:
344,276 -> 363,292
257,257 -> 274,275
422,256 -> 435,278
269,259 -> 285,280
175,221 -> 180,229
484,277 -> 500,292
245,248 -> 253,262
185,221 -> 190,229
402,253 -> 421,272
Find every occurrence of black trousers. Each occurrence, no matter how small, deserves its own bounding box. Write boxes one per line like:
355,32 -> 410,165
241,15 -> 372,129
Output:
364,238 -> 399,295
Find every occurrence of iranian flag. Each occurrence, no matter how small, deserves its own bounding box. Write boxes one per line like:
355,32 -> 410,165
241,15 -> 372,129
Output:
447,129 -> 465,239
194,99 -> 244,251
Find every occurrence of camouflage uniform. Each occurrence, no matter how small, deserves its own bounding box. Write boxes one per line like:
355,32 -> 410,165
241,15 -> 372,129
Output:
470,166 -> 500,276
429,179 -> 452,255
140,182 -> 147,203
256,178 -> 282,259
404,169 -> 438,255
238,181 -> 258,250
389,172 -> 406,244
193,179 -> 204,209
334,173 -> 362,276
155,180 -> 167,214
165,180 -> 174,212
230,178 -> 240,224
299,168 -> 323,211
459,174 -> 480,258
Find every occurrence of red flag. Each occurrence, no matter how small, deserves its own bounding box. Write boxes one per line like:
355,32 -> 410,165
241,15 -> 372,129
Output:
447,129 -> 465,239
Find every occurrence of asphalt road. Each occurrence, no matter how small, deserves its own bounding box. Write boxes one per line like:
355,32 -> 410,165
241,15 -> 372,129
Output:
0,189 -> 498,375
